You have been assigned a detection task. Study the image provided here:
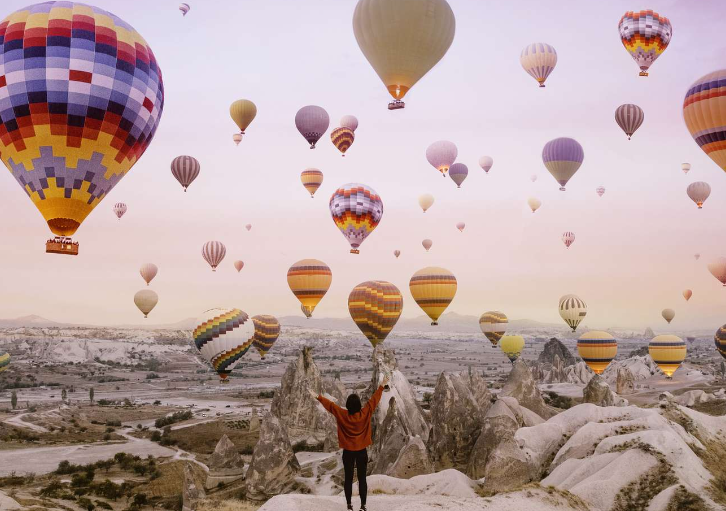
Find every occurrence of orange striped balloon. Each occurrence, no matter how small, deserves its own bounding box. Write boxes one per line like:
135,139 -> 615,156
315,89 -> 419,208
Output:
348,281 -> 403,347
331,127 -> 355,156
252,315 -> 281,359
684,70 -> 726,174
577,331 -> 617,375
300,168 -> 324,198
409,267 -> 457,326
287,259 -> 332,318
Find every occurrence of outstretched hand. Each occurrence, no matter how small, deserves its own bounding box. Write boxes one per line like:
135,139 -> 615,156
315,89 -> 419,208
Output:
381,374 -> 390,388
307,388 -> 319,399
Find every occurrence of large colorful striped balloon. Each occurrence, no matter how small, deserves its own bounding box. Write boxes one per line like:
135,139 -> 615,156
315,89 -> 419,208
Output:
0,2 -> 164,241
348,281 -> 403,348
113,203 -> 127,220
683,70 -> 726,174
171,156 -> 200,192
329,183 -> 383,254
520,43 -> 557,87
287,259 -> 332,317
577,331 -> 617,375
139,263 -> 158,286
615,104 -> 644,140
295,105 -> 329,149
331,127 -> 354,156
499,335 -> 525,363
449,163 -> 468,188
134,289 -> 158,318
649,334 -> 686,378
618,10 -> 672,77
202,241 -> 226,271
409,266 -> 457,326
559,294 -> 587,332
479,311 -> 508,347
300,168 -> 323,198
426,141 -> 457,176
714,325 -> 726,360
542,138 -> 584,191
251,315 -> 280,359
193,308 -> 254,381
0,352 -> 10,373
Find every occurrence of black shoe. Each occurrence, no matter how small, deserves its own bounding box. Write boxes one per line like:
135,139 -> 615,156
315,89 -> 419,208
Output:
360,507 -> 367,511
346,506 -> 353,511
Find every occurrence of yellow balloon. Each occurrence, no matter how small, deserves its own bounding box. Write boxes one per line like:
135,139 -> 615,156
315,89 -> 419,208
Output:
287,259 -> 332,318
499,335 -> 525,363
649,334 -> 686,378
577,331 -> 617,375
409,266 -> 456,326
229,100 -> 257,134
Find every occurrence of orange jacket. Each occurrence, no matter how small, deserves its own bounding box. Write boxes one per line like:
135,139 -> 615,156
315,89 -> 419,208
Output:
317,386 -> 384,451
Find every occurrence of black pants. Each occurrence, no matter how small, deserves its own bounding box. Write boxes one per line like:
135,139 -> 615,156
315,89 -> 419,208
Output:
342,448 -> 368,507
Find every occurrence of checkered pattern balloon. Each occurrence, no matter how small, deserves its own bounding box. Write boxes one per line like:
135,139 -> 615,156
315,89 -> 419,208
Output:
329,183 -> 383,254
0,2 -> 164,237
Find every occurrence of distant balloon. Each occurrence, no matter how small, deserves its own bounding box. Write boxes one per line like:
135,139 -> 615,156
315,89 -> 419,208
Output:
596,186 -> 606,197
687,181 -> 711,209
479,156 -> 494,174
562,231 -> 575,249
348,281 -> 403,348
234,260 -> 244,272
649,334 -> 686,378
618,10 -> 672,77
252,315 -> 281,360
352,0 -> 455,109
331,127 -> 355,156
245,224 -> 252,231
479,311 -> 508,347
527,197 -> 541,213
202,241 -> 226,271
171,156 -> 200,192
530,174 -> 537,182
681,163 -> 691,174
193,308 -> 254,381
707,258 -> 726,286
662,308 -> 675,324
394,250 -> 401,258
113,203 -> 127,220
456,222 -> 465,232
295,106 -> 330,148
714,325 -> 726,360
559,294 -> 587,332
233,134 -> 242,146
543,138 -> 584,191
329,183 -> 383,254
179,3 -> 190,15
134,290 -> 158,318
449,163 -> 468,188
409,267 -> 457,326
418,194 -> 435,213
499,335 -> 525,363
0,351 -> 9,374
614,104 -> 644,140
340,115 -> 359,132
301,168 -> 324,198
520,43 -> 557,87
140,263 -> 158,286
694,253 -> 700,260
287,259 -> 332,318
683,289 -> 692,301
422,239 -> 433,251
426,141 -> 458,177
578,331 -> 617,374
229,100 -> 257,139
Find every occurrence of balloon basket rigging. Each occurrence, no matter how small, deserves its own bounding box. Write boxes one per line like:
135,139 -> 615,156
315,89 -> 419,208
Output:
46,236 -> 79,256
388,100 -> 405,110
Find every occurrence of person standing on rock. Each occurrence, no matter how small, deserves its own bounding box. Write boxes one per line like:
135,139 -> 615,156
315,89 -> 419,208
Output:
308,374 -> 389,511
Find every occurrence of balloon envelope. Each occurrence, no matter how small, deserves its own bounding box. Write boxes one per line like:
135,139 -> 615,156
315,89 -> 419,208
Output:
409,267 -> 457,325
348,281 -> 403,347
202,241 -> 226,271
708,258 -> 726,286
287,259 -> 332,317
479,156 -> 494,173
542,138 -> 584,191
596,186 -> 606,197
618,10 -> 672,76
295,106 -> 330,148
229,100 -> 257,134
140,263 -> 158,285
715,325 -> 726,360
687,181 -> 711,208
520,43 -> 557,87
113,203 -> 127,220
422,239 -> 433,251
559,294 -> 587,332
683,289 -> 692,301
340,115 -> 359,132
171,156 -> 200,192
577,331 -> 617,374
301,168 -> 324,197
179,3 -> 190,15
419,194 -> 434,212
193,308 -> 254,380
562,231 -> 575,248
662,307 -> 677,325
234,260 -> 244,272
331,127 -> 355,156
134,290 -> 158,318
649,334 -> 686,378
479,311 -> 508,346
614,104 -> 644,139
426,141 -> 458,176
394,250 -> 401,258
449,163 -> 468,188
252,315 -> 280,359
499,335 -> 525,363
456,222 -> 465,232
329,183 -> 383,254
681,163 -> 691,174
527,197 -> 541,213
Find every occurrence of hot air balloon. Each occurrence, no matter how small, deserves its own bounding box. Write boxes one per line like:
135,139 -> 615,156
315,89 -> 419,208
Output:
559,294 -> 587,332
171,156 -> 200,192
419,194 -> 434,213
348,281 -> 403,348
499,335 -> 525,363
193,308 -> 254,382
715,325 -> 726,360
479,311 -> 508,347
426,141 -> 458,177
649,334 -> 686,378
252,315 -> 281,359
527,197 -> 541,213
577,331 -> 617,374
683,289 -> 692,301
233,134 -> 243,146
687,182 -> 711,209
134,290 -> 158,318
287,259 -> 332,318
422,239 -> 433,251
229,100 -> 257,141
113,203 -> 127,220
329,184 -> 383,254
449,163 -> 468,188
245,224 -> 252,231
681,163 -> 691,174
352,0 -> 455,109
684,70 -> 726,174
301,168 -> 324,198
179,3 -> 190,15
543,138 -> 584,191
331,127 -> 355,156
394,250 -> 401,258
409,267 -> 457,326
530,174 -> 538,182
479,156 -> 494,174
520,43 -> 557,87
562,231 -> 575,249
596,186 -> 606,197
662,308 -> 675,324
140,263 -> 158,286
618,10 -> 672,77
694,253 -> 701,260
708,258 -> 726,286
456,222 -> 465,232
0,2 -> 164,255
295,106 -> 329,148
234,260 -> 244,272
614,104 -> 644,140
0,352 -> 9,374
202,241 -> 226,271
340,115 -> 359,132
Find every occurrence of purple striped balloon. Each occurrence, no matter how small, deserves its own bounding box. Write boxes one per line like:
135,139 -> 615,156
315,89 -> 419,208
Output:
542,138 -> 584,191
171,155 -> 201,192
615,104 -> 644,140
202,241 -> 226,271
448,163 -> 468,188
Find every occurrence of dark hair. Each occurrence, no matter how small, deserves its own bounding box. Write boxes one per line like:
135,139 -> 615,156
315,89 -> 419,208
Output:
346,394 -> 362,415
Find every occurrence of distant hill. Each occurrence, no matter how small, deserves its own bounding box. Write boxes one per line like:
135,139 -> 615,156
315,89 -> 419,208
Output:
0,315 -> 68,328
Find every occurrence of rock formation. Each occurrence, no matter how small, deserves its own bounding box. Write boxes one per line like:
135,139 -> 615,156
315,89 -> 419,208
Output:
182,463 -> 205,511
583,374 -> 627,407
500,359 -> 556,418
615,366 -> 635,395
538,338 -> 576,366
208,434 -> 245,475
249,408 -> 260,432
246,413 -> 301,501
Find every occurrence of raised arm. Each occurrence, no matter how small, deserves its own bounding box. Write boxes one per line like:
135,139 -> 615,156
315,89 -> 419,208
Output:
364,385 -> 385,414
